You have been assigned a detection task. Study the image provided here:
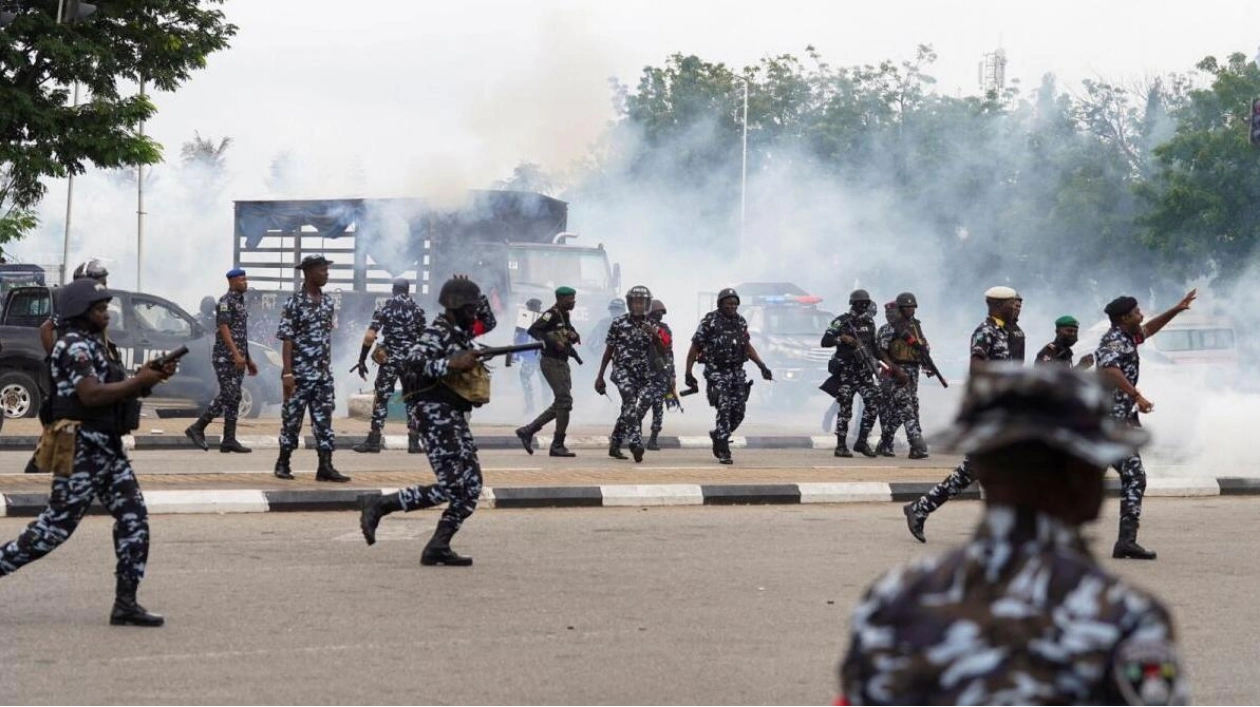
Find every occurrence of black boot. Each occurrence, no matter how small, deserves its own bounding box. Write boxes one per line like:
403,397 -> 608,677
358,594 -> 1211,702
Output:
549,432 -> 576,458
420,520 -> 473,566
359,492 -> 404,546
834,439 -> 852,458
219,420 -> 252,453
608,441 -> 628,460
876,436 -> 896,457
110,576 -> 164,627
184,413 -> 213,451
315,449 -> 351,482
853,439 -> 877,458
1112,518 -> 1157,560
408,432 -> 424,454
903,503 -> 926,543
709,430 -> 721,459
646,431 -> 661,451
716,438 -> 733,465
353,430 -> 382,454
514,426 -> 536,455
273,449 -> 294,480
630,442 -> 645,463
908,436 -> 930,460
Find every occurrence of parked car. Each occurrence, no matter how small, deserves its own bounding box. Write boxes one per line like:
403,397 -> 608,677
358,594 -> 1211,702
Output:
0,285 -> 284,418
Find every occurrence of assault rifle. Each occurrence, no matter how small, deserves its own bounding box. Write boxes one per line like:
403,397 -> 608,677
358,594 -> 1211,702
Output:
841,319 -> 888,384
894,323 -> 948,389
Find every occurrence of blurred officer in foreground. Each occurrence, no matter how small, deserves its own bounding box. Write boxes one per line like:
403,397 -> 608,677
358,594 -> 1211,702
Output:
839,365 -> 1187,705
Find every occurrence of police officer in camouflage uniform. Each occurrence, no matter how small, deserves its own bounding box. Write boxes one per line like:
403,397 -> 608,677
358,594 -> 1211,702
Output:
596,285 -> 665,463
876,292 -> 933,460
185,268 -> 258,454
685,288 -> 773,465
645,299 -> 679,451
358,276 -> 497,567
515,287 -> 580,457
1035,315 -> 1096,369
273,255 -> 350,482
904,286 -> 1023,543
872,301 -> 902,457
840,365 -> 1188,705
350,278 -> 427,454
1097,290 -> 1197,561
821,289 -> 883,458
0,279 -> 174,627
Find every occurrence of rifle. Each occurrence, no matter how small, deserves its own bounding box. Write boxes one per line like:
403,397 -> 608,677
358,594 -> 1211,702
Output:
894,322 -> 948,389
840,319 -> 888,384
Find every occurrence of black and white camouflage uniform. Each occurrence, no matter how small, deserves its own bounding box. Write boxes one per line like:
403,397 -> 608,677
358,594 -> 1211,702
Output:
691,311 -> 752,445
605,314 -> 663,450
367,292 -> 426,435
1097,325 -> 1148,534
202,289 -> 251,426
276,289 -> 336,452
822,308 -> 882,454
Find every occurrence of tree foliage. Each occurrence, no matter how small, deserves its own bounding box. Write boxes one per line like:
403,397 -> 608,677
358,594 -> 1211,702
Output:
0,0 -> 237,242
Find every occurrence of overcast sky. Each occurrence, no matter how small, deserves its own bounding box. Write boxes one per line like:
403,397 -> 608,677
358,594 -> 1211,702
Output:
139,0 -> 1260,197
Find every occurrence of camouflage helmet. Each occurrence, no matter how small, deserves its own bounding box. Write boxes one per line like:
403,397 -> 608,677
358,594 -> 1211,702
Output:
895,292 -> 918,308
649,299 -> 666,314
717,287 -> 740,306
58,278 -> 113,319
849,289 -> 871,304
72,258 -> 108,281
438,276 -> 482,309
608,297 -> 626,312
625,285 -> 652,304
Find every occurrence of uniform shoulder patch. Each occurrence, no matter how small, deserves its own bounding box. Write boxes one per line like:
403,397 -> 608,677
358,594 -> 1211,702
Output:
540,312 -> 552,322
1113,637 -> 1183,705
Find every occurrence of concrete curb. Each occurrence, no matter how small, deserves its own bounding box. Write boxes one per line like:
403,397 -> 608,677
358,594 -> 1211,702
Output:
0,477 -> 1252,517
0,434 -> 845,452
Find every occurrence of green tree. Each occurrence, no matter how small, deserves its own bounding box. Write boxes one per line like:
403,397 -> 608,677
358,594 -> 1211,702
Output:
0,0 -> 237,242
1137,52 -> 1260,283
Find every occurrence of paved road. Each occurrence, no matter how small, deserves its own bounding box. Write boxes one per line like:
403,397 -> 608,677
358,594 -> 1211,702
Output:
0,498 -> 1254,704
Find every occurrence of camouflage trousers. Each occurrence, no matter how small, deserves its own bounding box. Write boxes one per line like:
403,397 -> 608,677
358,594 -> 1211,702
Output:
611,370 -> 659,448
369,358 -> 416,435
1112,417 -> 1147,523
649,375 -> 671,435
911,456 -> 974,518
883,364 -> 923,443
519,356 -> 541,414
204,358 -> 244,424
832,364 -> 882,443
706,366 -> 750,443
399,401 -> 483,529
525,357 -> 572,435
0,430 -> 149,582
279,377 -> 335,452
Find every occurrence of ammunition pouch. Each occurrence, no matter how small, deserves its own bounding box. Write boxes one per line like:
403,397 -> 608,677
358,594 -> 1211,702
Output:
440,362 -> 491,407
49,357 -> 141,435
819,374 -> 843,398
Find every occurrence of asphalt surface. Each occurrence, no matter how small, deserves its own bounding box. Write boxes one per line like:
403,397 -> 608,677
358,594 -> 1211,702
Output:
0,498 -> 1255,704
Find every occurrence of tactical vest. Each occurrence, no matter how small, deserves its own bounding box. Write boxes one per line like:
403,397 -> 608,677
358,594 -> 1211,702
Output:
51,353 -> 140,434
887,321 -> 926,364
704,314 -> 749,368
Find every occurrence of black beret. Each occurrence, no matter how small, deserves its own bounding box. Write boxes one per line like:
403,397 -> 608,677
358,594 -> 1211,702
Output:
1104,296 -> 1138,318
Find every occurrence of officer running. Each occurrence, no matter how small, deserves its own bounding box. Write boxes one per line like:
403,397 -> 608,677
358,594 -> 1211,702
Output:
596,285 -> 665,463
839,365 -> 1187,704
1097,290 -> 1197,561
1035,315 -> 1096,369
185,268 -> 258,454
684,287 -> 773,465
645,299 -> 679,451
876,292 -> 933,459
0,279 -> 175,627
821,289 -> 883,458
272,255 -> 350,482
358,276 -> 496,566
515,286 -> 581,458
350,277 -> 427,454
903,285 -> 1023,542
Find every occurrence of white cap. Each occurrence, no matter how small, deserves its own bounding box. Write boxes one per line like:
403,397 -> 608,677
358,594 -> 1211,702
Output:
984,286 -> 1019,300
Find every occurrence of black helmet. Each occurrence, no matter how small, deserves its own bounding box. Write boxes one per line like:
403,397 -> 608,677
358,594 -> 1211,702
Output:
72,258 -> 108,281
608,297 -> 626,312
626,285 -> 652,304
849,289 -> 871,304
649,299 -> 666,314
438,276 -> 482,309
200,295 -> 216,316
525,298 -> 543,312
717,287 -> 740,306
895,292 -> 918,308
59,279 -> 113,319
392,277 -> 410,294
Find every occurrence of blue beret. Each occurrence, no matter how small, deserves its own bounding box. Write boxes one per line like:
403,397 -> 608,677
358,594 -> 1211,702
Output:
226,268 -> 247,279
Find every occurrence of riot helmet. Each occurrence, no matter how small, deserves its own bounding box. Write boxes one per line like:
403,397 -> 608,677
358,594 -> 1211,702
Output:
72,258 -> 109,282
438,276 -> 482,309
716,287 -> 740,306
849,289 -> 871,305
525,298 -> 543,313
59,279 -> 113,319
895,292 -> 918,308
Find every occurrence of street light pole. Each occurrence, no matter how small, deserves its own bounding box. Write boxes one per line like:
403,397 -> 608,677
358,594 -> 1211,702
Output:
137,79 -> 146,290
56,0 -> 74,283
732,74 -> 750,261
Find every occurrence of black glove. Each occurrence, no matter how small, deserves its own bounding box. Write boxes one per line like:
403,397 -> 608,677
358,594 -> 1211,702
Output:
351,344 -> 371,380
759,364 -> 773,381
685,372 -> 698,389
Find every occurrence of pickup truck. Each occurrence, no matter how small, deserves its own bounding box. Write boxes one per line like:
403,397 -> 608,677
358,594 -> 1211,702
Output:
0,285 -> 285,418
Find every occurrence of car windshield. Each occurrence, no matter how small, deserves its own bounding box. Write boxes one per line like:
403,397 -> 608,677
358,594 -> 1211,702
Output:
508,247 -> 610,291
1156,328 -> 1235,352
763,308 -> 833,335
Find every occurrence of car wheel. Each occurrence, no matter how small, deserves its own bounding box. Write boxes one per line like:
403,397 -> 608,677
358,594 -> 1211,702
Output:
0,371 -> 42,419
239,379 -> 262,419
